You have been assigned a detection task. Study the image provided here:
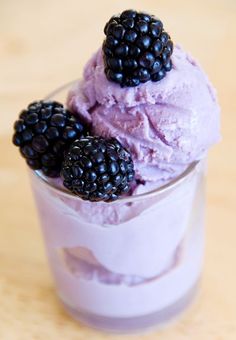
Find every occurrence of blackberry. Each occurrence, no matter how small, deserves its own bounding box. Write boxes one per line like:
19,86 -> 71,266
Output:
61,136 -> 135,202
12,100 -> 86,177
103,9 -> 173,87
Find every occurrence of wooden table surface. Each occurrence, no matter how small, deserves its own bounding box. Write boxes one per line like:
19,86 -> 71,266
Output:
1,0 -> 236,339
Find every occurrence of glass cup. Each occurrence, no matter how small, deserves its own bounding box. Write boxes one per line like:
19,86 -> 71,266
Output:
30,83 -> 206,333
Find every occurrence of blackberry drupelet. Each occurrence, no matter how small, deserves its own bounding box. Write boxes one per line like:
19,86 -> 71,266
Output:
61,136 -> 135,202
12,101 -> 86,177
103,9 -> 173,87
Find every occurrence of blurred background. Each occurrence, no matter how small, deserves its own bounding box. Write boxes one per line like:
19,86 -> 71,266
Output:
0,0 -> 235,339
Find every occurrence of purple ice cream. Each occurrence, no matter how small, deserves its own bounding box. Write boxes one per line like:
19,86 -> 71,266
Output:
30,43 -> 220,331
67,45 -> 220,184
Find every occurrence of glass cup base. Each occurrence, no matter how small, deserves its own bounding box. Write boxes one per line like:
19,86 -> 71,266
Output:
61,279 -> 200,334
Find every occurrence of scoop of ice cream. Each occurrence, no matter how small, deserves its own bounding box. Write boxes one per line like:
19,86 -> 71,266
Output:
67,45 -> 220,182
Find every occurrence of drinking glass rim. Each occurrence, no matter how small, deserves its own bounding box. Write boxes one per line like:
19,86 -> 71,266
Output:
33,161 -> 200,204
34,80 -> 201,204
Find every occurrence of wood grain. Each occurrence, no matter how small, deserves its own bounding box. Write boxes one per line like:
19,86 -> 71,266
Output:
1,0 -> 236,339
